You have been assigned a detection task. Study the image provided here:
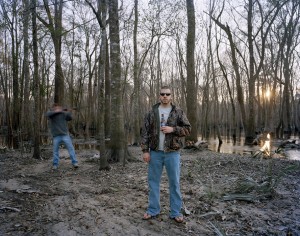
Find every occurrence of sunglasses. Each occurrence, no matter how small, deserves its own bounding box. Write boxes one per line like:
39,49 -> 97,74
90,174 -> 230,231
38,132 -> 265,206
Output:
160,93 -> 171,96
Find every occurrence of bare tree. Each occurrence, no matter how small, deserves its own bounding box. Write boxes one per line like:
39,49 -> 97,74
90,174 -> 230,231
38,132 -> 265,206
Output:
216,42 -> 237,143
186,0 -> 197,142
0,64 -> 13,147
85,0 -> 110,170
37,0 -> 65,104
108,0 -> 126,163
11,1 -> 21,133
32,0 -> 41,159
210,0 -> 286,143
22,0 -> 32,140
97,0 -> 109,169
281,0 -> 300,138
207,0 -> 223,146
132,0 -> 140,145
0,1 -> 17,147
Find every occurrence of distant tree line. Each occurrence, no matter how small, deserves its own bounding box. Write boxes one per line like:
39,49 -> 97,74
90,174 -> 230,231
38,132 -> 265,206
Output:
0,0 -> 299,165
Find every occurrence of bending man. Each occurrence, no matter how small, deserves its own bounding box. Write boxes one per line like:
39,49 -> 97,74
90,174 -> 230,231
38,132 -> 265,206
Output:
46,103 -> 78,170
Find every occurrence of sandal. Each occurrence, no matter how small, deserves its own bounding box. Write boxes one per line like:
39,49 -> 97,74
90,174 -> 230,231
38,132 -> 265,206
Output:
172,216 -> 184,223
142,213 -> 157,220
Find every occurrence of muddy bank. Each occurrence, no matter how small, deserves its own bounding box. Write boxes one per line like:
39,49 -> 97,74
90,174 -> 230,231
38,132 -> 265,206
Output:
0,146 -> 300,235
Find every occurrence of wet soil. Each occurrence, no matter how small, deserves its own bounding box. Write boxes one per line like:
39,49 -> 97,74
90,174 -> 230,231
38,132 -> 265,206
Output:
0,145 -> 299,236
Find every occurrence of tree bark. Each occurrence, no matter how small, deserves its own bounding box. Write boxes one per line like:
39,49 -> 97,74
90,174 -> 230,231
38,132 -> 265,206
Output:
133,0 -> 141,145
98,0 -> 110,170
22,0 -> 32,139
38,0 -> 65,104
186,0 -> 198,142
31,0 -> 41,159
108,0 -> 126,163
281,1 -> 300,138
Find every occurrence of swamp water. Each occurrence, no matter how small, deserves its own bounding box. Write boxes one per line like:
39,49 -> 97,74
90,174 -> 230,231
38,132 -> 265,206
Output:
207,136 -> 300,161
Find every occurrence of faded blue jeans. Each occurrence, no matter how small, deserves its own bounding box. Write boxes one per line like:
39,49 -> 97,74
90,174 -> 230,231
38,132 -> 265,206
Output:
52,135 -> 77,167
146,150 -> 182,218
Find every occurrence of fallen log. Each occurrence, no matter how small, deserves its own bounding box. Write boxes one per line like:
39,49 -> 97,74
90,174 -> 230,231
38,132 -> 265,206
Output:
0,206 -> 21,212
223,193 -> 272,202
223,193 -> 257,202
184,140 -> 208,150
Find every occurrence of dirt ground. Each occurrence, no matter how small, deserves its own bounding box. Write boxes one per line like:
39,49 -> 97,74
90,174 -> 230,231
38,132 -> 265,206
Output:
0,144 -> 300,236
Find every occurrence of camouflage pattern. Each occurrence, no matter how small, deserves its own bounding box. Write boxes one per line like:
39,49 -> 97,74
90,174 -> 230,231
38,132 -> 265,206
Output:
141,103 -> 191,153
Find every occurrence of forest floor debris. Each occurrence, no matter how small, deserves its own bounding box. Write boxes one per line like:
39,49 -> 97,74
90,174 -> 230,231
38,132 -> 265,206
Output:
0,145 -> 300,235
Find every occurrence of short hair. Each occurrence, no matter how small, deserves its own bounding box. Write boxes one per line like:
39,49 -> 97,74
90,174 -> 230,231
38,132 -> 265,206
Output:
160,85 -> 171,91
52,103 -> 60,108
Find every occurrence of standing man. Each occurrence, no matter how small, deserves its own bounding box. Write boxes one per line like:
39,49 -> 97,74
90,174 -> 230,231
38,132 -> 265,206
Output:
141,85 -> 191,223
46,103 -> 78,170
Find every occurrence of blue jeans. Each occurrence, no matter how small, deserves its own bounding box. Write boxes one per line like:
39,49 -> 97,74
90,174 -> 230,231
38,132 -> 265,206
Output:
146,150 -> 182,218
52,135 -> 77,166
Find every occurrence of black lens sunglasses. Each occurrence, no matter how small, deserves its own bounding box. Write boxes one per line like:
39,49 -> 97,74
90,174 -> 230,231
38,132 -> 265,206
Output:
160,93 -> 171,96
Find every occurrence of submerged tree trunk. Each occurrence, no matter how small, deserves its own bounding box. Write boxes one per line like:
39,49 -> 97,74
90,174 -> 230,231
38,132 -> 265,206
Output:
281,1 -> 300,139
210,16 -> 247,143
217,45 -> 237,143
208,0 -> 222,145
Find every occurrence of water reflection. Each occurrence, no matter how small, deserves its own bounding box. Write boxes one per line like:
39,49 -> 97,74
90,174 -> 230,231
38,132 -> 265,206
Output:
207,137 -> 300,160
285,150 -> 300,161
207,137 -> 260,154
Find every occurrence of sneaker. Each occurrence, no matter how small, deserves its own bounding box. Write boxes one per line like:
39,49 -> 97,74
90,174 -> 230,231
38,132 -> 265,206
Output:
73,163 -> 79,169
52,165 -> 58,170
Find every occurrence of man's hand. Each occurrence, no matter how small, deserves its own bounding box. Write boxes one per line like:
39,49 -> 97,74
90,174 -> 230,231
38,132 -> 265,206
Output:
143,152 -> 150,163
53,106 -> 63,112
160,126 -> 174,134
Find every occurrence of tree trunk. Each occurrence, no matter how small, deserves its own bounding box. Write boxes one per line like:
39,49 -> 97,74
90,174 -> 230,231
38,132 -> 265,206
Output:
217,46 -> 237,143
108,0 -> 126,163
11,1 -> 20,134
32,0 -> 41,159
210,16 -> 247,141
186,0 -> 198,142
104,40 -> 111,138
245,0 -> 255,143
207,0 -> 222,145
38,0 -> 65,104
281,1 -> 300,139
133,0 -> 141,145
22,0 -> 32,139
86,0 -> 110,170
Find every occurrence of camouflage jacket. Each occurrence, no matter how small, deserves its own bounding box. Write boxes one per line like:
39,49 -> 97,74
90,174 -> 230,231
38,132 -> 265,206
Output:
141,103 -> 191,153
